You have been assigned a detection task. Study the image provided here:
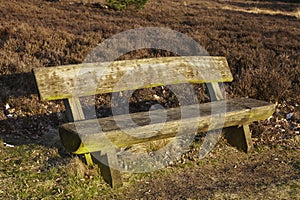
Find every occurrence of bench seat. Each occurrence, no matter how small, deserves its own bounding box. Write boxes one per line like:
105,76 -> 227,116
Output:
59,98 -> 275,154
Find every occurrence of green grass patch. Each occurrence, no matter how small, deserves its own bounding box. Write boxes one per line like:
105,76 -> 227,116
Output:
0,141 -> 116,199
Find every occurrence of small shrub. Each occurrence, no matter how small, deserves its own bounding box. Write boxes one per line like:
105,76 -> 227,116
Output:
106,0 -> 148,10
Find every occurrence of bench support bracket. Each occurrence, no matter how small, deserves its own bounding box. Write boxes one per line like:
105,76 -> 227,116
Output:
91,150 -> 123,188
84,153 -> 93,166
224,125 -> 254,153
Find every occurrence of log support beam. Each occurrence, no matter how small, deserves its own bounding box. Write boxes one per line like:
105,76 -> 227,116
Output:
91,150 -> 123,188
224,125 -> 254,153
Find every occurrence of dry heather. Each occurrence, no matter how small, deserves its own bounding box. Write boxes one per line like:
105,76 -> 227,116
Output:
0,0 -> 299,199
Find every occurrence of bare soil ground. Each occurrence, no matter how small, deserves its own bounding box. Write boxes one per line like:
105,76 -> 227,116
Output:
0,0 -> 299,199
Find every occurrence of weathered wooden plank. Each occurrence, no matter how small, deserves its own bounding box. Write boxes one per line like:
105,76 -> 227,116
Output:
63,98 -> 85,122
59,98 -> 275,154
207,82 -> 224,101
33,56 -> 233,101
91,150 -> 123,188
61,97 -> 94,165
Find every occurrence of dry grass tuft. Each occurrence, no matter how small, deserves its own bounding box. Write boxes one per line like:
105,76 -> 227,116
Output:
67,157 -> 88,178
221,5 -> 299,18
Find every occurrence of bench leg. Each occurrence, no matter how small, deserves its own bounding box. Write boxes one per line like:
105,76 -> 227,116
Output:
224,125 -> 254,153
91,150 -> 123,188
84,153 -> 93,166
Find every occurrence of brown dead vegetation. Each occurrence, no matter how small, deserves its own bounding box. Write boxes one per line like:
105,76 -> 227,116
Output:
0,0 -> 299,199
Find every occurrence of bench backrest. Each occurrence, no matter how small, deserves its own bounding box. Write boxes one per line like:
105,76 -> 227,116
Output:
33,56 -> 233,121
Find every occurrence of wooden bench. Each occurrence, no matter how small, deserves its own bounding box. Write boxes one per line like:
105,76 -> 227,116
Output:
33,56 -> 275,187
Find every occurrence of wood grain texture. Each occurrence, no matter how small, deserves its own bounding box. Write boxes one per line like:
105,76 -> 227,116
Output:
207,82 -> 224,101
63,98 -> 85,121
59,98 -> 275,154
33,56 -> 232,101
91,150 -> 123,188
